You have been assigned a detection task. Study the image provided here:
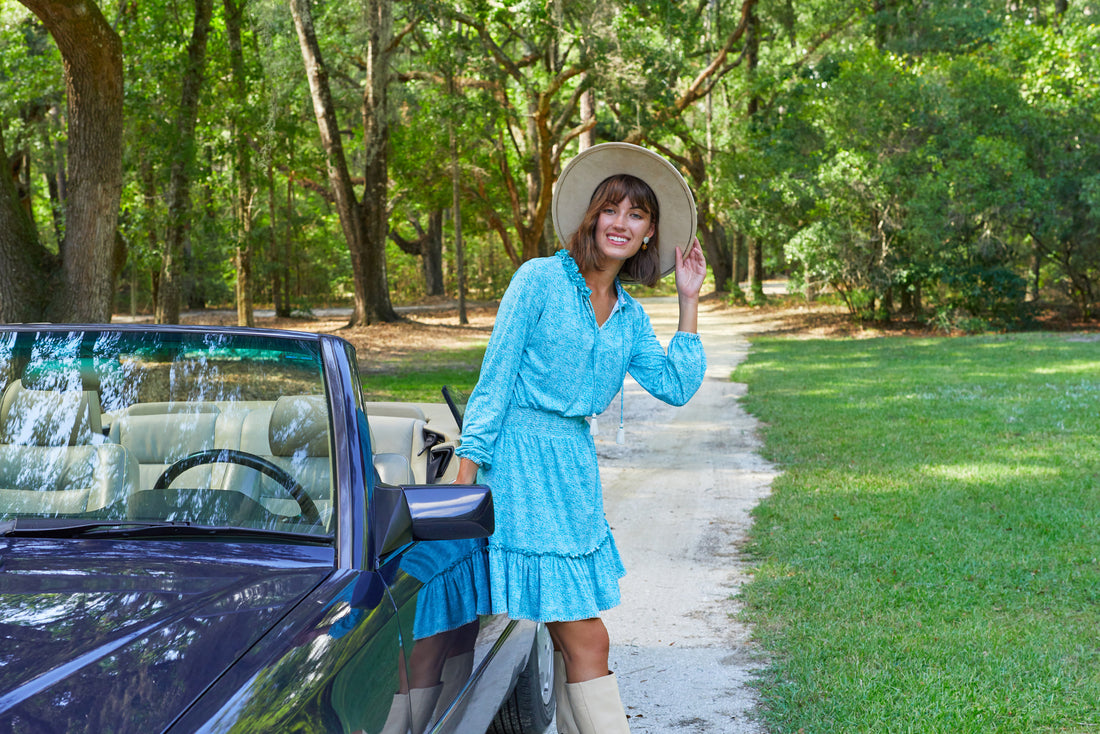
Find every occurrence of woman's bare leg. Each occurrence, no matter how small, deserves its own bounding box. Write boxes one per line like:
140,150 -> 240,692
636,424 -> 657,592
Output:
547,618 -> 611,683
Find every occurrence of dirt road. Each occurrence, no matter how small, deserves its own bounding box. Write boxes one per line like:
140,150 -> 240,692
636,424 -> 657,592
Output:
592,297 -> 778,733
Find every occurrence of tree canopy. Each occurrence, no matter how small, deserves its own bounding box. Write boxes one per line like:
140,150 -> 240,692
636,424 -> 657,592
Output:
1,0 -> 1097,327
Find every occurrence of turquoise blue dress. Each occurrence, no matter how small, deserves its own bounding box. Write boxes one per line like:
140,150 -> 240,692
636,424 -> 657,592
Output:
456,250 -> 706,623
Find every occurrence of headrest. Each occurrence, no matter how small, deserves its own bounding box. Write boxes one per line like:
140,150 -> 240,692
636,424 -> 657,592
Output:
269,395 -> 329,457
0,380 -> 101,446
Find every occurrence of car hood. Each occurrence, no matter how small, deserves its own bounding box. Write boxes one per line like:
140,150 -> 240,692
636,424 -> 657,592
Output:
0,537 -> 333,733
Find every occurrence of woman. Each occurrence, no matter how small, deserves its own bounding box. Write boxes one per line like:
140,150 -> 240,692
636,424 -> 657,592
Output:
454,143 -> 706,733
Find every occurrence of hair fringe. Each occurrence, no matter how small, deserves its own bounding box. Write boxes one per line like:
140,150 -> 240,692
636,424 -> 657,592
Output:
565,175 -> 662,287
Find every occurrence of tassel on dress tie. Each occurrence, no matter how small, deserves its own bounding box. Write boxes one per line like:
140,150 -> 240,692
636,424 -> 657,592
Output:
589,390 -> 625,444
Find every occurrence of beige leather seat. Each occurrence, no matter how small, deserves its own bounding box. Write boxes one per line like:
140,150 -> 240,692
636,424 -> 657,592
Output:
368,415 -> 431,484
231,395 -> 334,525
0,378 -> 135,513
0,379 -> 103,447
108,403 -> 220,489
0,444 -> 138,514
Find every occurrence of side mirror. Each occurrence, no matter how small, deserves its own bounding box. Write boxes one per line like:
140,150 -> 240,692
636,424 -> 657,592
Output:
404,484 -> 494,541
372,484 -> 493,561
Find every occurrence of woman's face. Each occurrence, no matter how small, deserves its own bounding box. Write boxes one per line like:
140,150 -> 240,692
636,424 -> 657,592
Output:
594,196 -> 655,267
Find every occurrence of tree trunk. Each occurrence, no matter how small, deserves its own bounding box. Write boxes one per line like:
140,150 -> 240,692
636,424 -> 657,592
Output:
455,9 -> 589,266
700,0 -> 731,294
5,0 -> 124,323
423,210 -> 445,296
422,211 -> 444,294
654,141 -> 733,293
521,97 -> 552,261
748,236 -> 765,303
10,150 -> 35,233
42,106 -> 66,246
579,87 -> 595,151
0,125 -> 52,321
745,3 -> 765,304
291,0 -> 397,326
682,143 -> 733,291
701,216 -> 732,293
390,212 -> 445,296
732,231 -> 745,284
451,119 -> 468,325
1029,234 -> 1042,301
156,0 -> 214,324
358,0 -> 398,324
267,158 -> 286,317
225,0 -> 254,327
728,231 -> 746,300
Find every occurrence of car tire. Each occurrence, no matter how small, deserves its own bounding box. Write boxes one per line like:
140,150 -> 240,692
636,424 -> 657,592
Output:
487,623 -> 555,734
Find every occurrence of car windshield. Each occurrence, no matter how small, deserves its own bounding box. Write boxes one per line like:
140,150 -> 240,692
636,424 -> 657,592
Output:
0,329 -> 334,538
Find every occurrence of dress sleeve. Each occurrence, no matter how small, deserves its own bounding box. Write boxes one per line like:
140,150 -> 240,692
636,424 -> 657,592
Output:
626,309 -> 706,406
455,263 -> 547,469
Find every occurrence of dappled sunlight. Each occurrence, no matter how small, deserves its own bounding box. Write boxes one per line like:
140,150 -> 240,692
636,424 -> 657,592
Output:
921,462 -> 1061,484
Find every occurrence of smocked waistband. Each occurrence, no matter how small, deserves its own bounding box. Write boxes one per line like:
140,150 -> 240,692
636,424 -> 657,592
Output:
501,405 -> 589,437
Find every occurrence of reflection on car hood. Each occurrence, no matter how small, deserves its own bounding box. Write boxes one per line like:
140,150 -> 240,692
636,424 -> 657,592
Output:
0,537 -> 333,732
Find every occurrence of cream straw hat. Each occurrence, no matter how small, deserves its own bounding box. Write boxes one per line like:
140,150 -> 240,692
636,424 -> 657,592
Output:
552,142 -> 697,278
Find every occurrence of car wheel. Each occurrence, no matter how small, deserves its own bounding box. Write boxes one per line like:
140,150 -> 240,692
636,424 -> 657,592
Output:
487,622 -> 555,734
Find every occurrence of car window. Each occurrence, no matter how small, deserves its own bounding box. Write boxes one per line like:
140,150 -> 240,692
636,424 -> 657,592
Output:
0,329 -> 334,538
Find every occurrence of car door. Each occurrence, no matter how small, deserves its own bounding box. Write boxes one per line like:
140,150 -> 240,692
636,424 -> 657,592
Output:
383,535 -> 490,733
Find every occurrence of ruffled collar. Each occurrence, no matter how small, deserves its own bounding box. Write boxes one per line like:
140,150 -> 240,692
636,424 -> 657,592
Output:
556,249 -> 589,295
555,248 -> 627,307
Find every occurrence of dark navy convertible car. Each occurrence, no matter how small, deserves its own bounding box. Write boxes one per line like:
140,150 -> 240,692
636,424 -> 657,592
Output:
0,325 -> 553,733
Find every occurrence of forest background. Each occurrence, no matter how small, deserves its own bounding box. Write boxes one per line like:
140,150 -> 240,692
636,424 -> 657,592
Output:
1,0 -> 1098,332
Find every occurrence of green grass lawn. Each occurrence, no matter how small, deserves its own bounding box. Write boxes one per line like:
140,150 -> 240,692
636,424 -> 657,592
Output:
360,345 -> 484,402
733,333 -> 1100,733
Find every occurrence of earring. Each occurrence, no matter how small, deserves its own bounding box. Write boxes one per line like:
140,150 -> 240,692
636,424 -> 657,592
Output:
642,235 -> 650,250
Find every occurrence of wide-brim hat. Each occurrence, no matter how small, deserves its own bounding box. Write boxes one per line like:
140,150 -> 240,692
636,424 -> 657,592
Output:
552,142 -> 696,278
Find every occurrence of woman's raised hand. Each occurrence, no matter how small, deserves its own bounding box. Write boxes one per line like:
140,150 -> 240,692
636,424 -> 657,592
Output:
675,237 -> 706,300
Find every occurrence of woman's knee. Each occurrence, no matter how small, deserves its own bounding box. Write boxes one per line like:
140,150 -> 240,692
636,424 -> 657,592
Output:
548,619 -> 610,682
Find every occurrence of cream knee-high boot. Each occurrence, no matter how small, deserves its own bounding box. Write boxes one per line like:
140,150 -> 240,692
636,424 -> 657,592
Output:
432,651 -> 475,723
553,652 -> 580,734
565,672 -> 630,734
379,692 -> 409,734
409,684 -> 443,733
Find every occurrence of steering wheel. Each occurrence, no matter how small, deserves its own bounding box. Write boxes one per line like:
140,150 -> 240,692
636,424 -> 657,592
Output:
153,449 -> 321,524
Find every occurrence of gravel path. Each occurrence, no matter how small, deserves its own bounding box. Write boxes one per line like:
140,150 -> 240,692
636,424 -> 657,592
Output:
588,297 -> 778,733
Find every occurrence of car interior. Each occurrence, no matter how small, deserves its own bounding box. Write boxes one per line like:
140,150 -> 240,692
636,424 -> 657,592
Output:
0,331 -> 458,537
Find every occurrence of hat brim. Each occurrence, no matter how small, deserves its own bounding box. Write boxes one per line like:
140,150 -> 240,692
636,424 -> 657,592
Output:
552,142 -> 696,279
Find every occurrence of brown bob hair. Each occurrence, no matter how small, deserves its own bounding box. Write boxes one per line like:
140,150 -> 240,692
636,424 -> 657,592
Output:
565,174 -> 663,287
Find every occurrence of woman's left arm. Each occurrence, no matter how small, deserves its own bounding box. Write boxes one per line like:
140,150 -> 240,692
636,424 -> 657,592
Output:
675,237 -> 706,334
624,238 -> 707,406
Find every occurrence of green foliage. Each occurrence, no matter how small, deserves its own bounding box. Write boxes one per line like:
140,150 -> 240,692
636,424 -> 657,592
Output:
751,4 -> 1100,324
735,334 -> 1100,732
2,0 -> 1099,321
940,263 -> 1027,326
